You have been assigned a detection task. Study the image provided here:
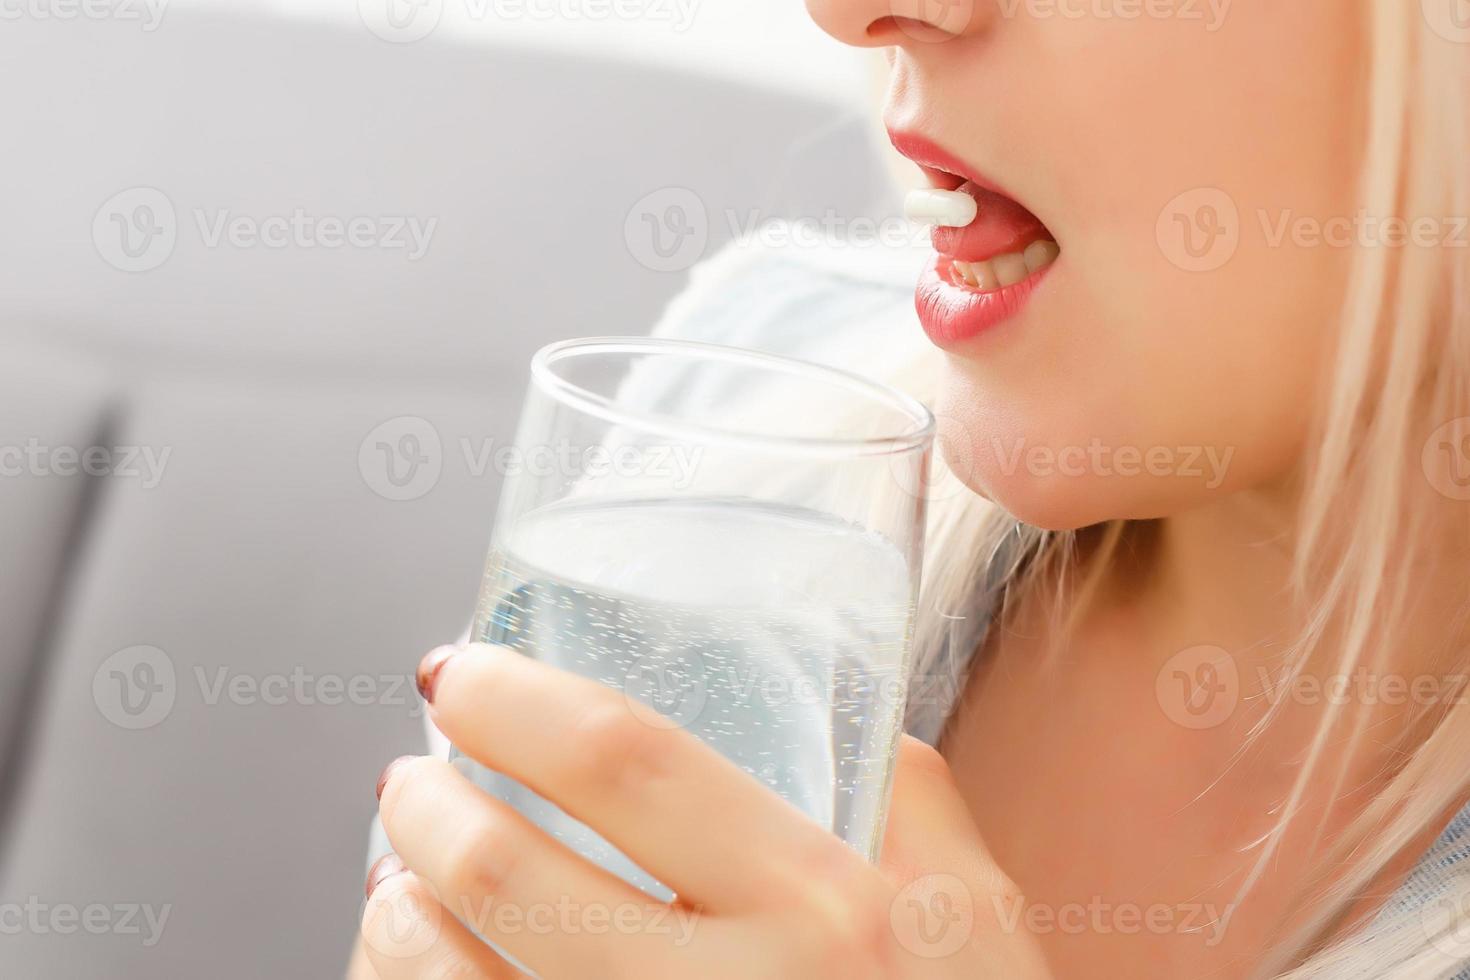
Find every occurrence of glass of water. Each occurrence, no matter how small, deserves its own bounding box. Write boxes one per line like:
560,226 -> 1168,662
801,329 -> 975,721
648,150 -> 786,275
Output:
454,337 -> 935,900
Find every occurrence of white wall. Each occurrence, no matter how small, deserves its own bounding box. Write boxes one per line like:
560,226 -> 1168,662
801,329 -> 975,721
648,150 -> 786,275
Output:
181,0 -> 875,105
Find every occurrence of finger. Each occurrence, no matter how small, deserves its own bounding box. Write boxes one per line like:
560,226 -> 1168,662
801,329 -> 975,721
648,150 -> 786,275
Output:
345,936 -> 378,980
379,755 -> 698,976
360,857 -> 529,980
881,737 -> 1048,973
419,644 -> 847,913
881,736 -> 1000,885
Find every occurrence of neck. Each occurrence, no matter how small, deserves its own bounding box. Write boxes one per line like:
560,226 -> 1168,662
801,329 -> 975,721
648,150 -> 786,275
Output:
1129,475 -> 1469,750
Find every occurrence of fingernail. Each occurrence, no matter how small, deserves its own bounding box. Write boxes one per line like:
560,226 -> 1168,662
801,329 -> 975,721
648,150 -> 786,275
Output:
416,645 -> 458,704
365,853 -> 407,899
376,755 -> 416,801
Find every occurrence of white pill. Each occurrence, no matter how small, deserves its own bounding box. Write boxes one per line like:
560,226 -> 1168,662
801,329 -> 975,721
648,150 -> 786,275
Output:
903,188 -> 978,228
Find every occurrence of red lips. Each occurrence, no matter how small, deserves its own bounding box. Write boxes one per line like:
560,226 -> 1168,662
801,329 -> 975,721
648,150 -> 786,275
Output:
914,258 -> 1049,348
888,129 -> 1057,347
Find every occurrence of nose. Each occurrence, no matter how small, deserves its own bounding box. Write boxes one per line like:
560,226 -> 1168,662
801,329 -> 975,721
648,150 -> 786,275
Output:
804,0 -> 989,48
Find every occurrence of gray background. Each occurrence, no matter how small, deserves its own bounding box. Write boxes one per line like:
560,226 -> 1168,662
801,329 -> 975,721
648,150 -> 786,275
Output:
0,9 -> 892,977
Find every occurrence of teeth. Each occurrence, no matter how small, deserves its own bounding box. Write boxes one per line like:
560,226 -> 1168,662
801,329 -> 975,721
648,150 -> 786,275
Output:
992,252 -> 1028,288
1023,239 -> 1061,272
949,239 -> 1058,292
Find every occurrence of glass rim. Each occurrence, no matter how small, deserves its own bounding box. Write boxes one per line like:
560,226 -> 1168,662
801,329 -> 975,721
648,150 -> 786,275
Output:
530,337 -> 937,457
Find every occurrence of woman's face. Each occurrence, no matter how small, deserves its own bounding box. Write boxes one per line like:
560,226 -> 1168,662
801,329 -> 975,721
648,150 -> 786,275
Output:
805,0 -> 1365,530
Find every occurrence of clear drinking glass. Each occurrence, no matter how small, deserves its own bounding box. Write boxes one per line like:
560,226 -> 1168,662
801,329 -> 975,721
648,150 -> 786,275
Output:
453,337 -> 935,900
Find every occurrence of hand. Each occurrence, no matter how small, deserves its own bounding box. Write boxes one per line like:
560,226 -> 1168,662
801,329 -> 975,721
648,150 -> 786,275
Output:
357,643 -> 1052,979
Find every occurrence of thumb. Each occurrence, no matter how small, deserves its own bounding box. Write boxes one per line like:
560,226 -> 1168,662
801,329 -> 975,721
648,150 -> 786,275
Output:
881,735 -> 1008,890
880,736 -> 1049,975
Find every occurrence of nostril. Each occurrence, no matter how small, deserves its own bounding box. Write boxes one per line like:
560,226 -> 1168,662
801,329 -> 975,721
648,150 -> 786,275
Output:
868,14 -> 963,44
865,14 -> 902,38
805,0 -> 978,50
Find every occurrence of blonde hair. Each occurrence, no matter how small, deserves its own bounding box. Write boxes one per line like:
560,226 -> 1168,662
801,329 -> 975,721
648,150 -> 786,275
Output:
885,2 -> 1470,975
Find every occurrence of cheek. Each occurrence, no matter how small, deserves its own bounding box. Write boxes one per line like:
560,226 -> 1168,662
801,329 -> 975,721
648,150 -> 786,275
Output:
935,3 -> 1361,529
937,345 -> 1308,531
941,233 -> 1349,530
937,197 -> 1352,531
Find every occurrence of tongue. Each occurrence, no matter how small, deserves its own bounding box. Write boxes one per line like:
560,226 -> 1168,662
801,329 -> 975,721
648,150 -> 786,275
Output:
932,181 -> 1050,262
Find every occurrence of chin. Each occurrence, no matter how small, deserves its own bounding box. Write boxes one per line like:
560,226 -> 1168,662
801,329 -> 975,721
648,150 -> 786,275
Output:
940,427 -> 1247,532
956,462 -> 1120,532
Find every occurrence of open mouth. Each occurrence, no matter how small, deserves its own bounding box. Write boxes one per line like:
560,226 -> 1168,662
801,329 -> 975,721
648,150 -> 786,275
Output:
904,152 -> 1060,294
931,178 -> 1060,292
888,129 -> 1059,344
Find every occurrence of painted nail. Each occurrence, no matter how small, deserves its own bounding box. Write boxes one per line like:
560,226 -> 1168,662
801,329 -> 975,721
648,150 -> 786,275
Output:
365,853 -> 407,899
376,755 -> 416,801
416,645 -> 458,704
